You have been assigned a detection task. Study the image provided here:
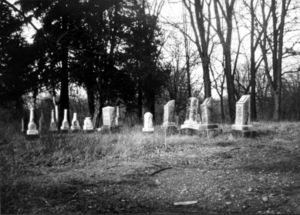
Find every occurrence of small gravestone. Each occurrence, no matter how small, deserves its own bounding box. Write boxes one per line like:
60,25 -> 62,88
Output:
49,109 -> 58,132
60,109 -> 70,132
98,106 -> 120,132
83,117 -> 94,132
142,112 -> 154,133
232,95 -> 255,137
180,97 -> 200,135
71,112 -> 81,132
199,97 -> 219,129
162,100 -> 178,135
115,106 -> 120,126
26,108 -> 39,136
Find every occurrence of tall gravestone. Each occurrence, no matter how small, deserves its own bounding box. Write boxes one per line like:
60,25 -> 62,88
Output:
26,108 -> 39,136
142,112 -> 154,133
71,112 -> 81,132
60,109 -> 70,132
232,95 -> 252,131
162,100 -> 178,135
83,117 -> 94,132
199,97 -> 218,130
180,97 -> 200,131
49,109 -> 58,132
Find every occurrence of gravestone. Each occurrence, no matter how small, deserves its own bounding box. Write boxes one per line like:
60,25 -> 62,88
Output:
162,100 -> 178,135
60,109 -> 70,132
199,97 -> 219,130
232,95 -> 253,131
103,106 -> 116,128
83,117 -> 94,132
26,108 -> 39,136
49,109 -> 58,132
180,97 -> 200,134
115,106 -> 120,126
142,112 -> 154,133
71,112 -> 81,132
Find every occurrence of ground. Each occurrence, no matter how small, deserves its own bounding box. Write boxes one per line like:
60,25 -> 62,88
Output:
1,122 -> 300,214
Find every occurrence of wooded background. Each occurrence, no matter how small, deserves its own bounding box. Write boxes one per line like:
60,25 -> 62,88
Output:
1,0 -> 300,125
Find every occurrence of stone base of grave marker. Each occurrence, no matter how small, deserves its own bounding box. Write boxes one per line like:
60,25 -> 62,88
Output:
98,125 -> 120,133
180,120 -> 200,130
232,124 -> 253,131
49,122 -> 58,133
142,127 -> 154,133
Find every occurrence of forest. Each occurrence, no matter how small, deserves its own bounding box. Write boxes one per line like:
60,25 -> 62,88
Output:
1,0 -> 300,125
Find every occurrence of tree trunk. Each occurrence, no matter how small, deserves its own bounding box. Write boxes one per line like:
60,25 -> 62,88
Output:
87,85 -> 95,116
137,77 -> 143,123
224,53 -> 236,123
59,47 -> 69,128
273,91 -> 280,121
203,59 -> 211,98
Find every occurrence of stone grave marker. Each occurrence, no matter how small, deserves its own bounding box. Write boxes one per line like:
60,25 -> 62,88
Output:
49,109 -> 58,132
180,97 -> 200,132
71,112 -> 81,132
26,108 -> 39,136
60,109 -> 70,132
142,112 -> 154,133
232,95 -> 253,132
162,100 -> 178,135
102,106 -> 116,128
83,117 -> 94,132
199,97 -> 218,130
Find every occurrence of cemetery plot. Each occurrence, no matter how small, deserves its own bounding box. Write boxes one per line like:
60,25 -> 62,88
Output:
1,122 -> 300,214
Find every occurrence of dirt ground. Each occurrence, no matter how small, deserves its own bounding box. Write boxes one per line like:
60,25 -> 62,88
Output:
1,122 -> 300,214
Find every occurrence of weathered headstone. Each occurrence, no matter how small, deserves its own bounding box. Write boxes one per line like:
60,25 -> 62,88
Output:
49,109 -> 58,132
71,112 -> 81,132
83,117 -> 94,132
142,112 -> 154,133
199,97 -> 218,130
115,106 -> 120,126
26,108 -> 39,136
60,109 -> 69,132
162,100 -> 178,135
180,97 -> 200,132
232,95 -> 252,131
103,106 -> 116,128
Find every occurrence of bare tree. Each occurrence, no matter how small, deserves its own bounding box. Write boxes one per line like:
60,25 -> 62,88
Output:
213,0 -> 236,123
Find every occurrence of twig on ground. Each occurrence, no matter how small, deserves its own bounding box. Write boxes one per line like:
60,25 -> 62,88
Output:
149,166 -> 172,176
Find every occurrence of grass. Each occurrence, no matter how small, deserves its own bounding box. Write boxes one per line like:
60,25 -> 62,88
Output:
1,122 -> 300,214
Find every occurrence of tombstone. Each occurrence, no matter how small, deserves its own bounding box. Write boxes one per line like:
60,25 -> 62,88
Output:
102,106 -> 116,128
49,109 -> 58,132
142,112 -> 154,133
83,117 -> 94,132
115,106 -> 120,126
162,100 -> 178,135
232,95 -> 252,131
180,97 -> 200,132
71,112 -> 81,132
199,97 -> 219,130
55,105 -> 59,123
60,109 -> 70,132
26,108 -> 39,136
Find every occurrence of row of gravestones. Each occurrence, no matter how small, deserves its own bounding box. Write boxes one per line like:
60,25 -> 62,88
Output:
25,95 -> 252,136
142,95 -> 252,135
25,106 -> 120,136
